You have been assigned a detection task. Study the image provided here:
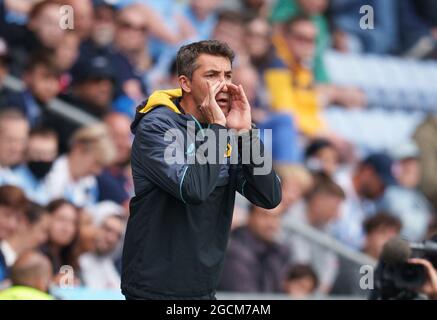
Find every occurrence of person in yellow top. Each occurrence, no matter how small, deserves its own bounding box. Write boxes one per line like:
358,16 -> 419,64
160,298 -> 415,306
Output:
267,15 -> 366,137
0,250 -> 54,300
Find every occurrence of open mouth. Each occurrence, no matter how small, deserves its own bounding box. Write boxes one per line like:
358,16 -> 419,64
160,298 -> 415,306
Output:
216,95 -> 229,107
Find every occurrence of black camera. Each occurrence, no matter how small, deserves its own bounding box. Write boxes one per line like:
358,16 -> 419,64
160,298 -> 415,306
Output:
369,237 -> 437,300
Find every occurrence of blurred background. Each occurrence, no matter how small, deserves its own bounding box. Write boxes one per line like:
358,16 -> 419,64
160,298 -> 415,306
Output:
1,0 -> 437,300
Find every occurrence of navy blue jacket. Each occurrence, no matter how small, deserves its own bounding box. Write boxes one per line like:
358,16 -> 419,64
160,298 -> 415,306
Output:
121,90 -> 282,299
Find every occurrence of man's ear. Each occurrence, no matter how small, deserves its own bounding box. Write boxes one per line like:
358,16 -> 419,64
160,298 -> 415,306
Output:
178,75 -> 191,93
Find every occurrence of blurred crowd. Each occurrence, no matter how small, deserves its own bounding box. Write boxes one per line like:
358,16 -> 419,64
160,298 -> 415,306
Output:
1,0 -> 437,300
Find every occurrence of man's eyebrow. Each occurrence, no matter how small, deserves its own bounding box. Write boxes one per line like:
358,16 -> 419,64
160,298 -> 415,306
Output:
203,69 -> 233,74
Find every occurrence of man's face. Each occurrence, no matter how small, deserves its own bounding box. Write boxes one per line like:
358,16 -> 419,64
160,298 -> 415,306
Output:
105,114 -> 132,166
95,216 -> 124,255
308,193 -> 343,227
75,78 -> 114,111
27,135 -> 58,162
366,227 -> 399,259
75,147 -> 106,177
213,22 -> 245,56
0,206 -> 21,240
49,204 -> 78,246
246,18 -> 271,60
285,277 -> 316,299
314,146 -> 339,176
357,167 -> 385,200
185,54 -> 233,118
25,65 -> 60,104
248,208 -> 281,243
285,20 -> 318,64
0,119 -> 29,167
115,9 -> 148,53
29,4 -> 65,49
396,158 -> 420,189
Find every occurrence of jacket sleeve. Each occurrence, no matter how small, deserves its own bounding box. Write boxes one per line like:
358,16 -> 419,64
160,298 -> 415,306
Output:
133,112 -> 228,205
236,129 -> 282,209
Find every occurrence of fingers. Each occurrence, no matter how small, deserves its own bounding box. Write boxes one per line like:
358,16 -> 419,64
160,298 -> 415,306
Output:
208,80 -> 226,97
238,84 -> 250,104
409,258 -> 437,278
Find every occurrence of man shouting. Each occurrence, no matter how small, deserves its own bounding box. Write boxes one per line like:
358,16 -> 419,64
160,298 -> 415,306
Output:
121,40 -> 282,300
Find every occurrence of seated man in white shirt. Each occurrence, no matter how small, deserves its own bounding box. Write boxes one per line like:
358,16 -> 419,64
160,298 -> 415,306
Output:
281,172 -> 346,294
79,202 -> 125,290
45,123 -> 116,208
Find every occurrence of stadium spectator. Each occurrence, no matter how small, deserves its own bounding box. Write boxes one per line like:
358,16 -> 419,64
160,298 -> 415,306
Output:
304,139 -> 340,177
80,207 -> 125,289
0,109 -> 29,186
0,250 -> 54,300
112,4 -> 151,100
40,199 -> 80,284
281,172 -> 345,293
1,203 -> 50,267
283,264 -> 319,298
12,127 -> 58,205
270,0 -> 330,82
74,209 -> 98,259
331,153 -> 397,248
53,32 -> 81,93
219,205 -> 290,293
414,115 -> 437,212
62,0 -> 94,41
270,15 -> 366,137
0,185 -> 28,282
3,0 -> 65,76
0,38 -> 15,107
331,212 -> 401,297
44,124 -> 116,208
212,10 -> 248,63
7,53 -> 61,128
379,141 -> 433,241
274,164 -> 314,214
96,112 -> 133,206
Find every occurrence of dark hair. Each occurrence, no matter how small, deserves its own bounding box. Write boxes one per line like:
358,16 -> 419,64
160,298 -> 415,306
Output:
305,139 -> 335,159
286,264 -> 319,289
363,212 -> 402,235
25,51 -> 60,77
44,199 -> 80,270
0,185 -> 29,212
216,9 -> 246,25
29,126 -> 59,141
176,40 -> 235,79
305,172 -> 345,200
46,199 -> 76,214
283,14 -> 314,34
25,202 -> 48,225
